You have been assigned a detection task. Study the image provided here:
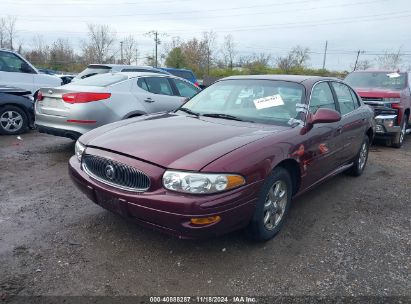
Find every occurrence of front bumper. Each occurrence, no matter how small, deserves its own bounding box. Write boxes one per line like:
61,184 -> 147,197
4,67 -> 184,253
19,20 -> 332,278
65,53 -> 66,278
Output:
374,114 -> 401,138
68,155 -> 261,239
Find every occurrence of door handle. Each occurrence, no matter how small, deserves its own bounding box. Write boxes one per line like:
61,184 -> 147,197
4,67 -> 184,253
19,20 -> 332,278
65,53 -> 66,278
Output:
144,98 -> 154,103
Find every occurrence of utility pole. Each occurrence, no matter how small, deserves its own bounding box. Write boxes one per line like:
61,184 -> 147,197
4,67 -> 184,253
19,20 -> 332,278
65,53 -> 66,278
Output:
322,40 -> 328,70
120,41 -> 124,64
353,50 -> 362,71
145,31 -> 164,68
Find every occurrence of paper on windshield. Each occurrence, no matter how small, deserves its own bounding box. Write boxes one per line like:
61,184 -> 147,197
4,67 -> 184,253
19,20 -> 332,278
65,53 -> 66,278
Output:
387,72 -> 401,78
253,94 -> 284,110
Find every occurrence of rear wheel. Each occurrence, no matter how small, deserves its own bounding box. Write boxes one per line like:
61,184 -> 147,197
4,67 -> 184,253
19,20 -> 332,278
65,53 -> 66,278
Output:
0,105 -> 29,135
392,116 -> 407,148
246,167 -> 292,241
347,136 -> 369,176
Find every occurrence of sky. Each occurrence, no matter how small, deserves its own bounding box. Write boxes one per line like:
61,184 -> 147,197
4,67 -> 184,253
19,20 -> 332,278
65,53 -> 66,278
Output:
2,0 -> 411,71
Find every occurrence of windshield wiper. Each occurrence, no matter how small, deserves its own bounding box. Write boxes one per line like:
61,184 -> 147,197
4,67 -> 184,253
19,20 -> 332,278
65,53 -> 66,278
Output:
202,113 -> 252,122
177,107 -> 200,116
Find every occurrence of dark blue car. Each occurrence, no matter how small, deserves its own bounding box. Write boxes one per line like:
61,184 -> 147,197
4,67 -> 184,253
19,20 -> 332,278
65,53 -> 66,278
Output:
159,68 -> 198,87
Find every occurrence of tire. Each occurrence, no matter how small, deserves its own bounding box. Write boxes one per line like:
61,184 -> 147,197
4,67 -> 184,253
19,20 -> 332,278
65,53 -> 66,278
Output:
246,167 -> 292,241
347,136 -> 370,176
391,116 -> 407,148
0,105 -> 29,135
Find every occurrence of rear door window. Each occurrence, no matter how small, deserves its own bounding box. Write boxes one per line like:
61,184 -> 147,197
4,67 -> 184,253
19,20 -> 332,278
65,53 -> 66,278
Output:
173,78 -> 200,98
331,82 -> 356,115
309,82 -> 336,113
142,77 -> 173,95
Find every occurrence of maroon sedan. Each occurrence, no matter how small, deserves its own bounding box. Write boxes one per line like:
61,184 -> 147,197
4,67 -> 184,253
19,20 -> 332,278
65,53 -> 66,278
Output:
69,75 -> 375,241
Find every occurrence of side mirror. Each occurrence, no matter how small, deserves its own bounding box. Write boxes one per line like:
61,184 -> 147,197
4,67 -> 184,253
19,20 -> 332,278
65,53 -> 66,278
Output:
20,62 -> 34,74
309,108 -> 341,125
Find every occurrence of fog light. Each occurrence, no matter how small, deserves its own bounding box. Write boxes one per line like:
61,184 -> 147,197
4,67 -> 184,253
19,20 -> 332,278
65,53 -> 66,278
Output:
190,216 -> 221,225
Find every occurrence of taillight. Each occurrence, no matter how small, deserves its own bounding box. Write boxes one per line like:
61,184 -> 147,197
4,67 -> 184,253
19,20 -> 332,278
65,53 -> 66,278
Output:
37,91 -> 44,101
62,92 -> 111,104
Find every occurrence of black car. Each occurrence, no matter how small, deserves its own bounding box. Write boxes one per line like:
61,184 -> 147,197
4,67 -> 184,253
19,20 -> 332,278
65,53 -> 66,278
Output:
0,87 -> 35,135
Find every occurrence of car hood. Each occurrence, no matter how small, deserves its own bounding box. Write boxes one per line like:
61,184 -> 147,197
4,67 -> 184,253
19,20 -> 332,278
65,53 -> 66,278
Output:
353,87 -> 402,98
81,113 -> 287,171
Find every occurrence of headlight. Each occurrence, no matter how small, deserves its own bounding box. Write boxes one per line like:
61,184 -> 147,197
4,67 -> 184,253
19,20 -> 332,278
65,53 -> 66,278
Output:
75,140 -> 86,162
162,170 -> 245,194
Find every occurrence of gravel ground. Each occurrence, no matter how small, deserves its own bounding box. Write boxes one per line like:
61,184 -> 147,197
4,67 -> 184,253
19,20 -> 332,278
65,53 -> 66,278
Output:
0,131 -> 410,300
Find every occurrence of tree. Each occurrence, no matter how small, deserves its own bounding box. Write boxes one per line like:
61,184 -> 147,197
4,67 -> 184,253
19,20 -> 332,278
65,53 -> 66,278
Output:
122,35 -> 138,65
352,59 -> 372,71
202,31 -> 217,75
49,39 -> 74,70
165,47 -> 186,68
240,53 -> 272,74
181,38 -> 208,77
0,16 -> 17,50
83,24 -> 116,64
221,34 -> 236,69
377,50 -> 403,70
0,17 -> 5,48
24,35 -> 49,66
276,45 -> 310,71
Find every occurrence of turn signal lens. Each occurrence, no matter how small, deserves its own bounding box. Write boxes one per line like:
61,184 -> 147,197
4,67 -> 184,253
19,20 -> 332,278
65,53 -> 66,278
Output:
227,175 -> 246,189
191,216 -> 221,225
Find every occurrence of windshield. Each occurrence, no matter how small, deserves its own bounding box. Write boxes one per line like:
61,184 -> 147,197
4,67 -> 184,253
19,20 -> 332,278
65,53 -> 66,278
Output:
181,79 -> 306,126
72,73 -> 128,87
345,72 -> 406,90
75,66 -> 112,79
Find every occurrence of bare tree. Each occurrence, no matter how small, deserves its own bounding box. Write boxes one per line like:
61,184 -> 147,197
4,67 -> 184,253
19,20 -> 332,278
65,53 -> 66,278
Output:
221,34 -> 237,69
202,31 -> 217,75
24,35 -> 49,66
3,16 -> 17,50
83,24 -> 116,63
0,17 -> 6,48
122,35 -> 138,65
351,59 -> 372,71
377,49 -> 403,70
49,39 -> 74,68
276,45 -> 310,71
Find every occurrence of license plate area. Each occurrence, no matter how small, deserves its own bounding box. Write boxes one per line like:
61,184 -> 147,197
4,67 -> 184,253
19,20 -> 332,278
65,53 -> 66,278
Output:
95,190 -> 128,217
39,97 -> 65,110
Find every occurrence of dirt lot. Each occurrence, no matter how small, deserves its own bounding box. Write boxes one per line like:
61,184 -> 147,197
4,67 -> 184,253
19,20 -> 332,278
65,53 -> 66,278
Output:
0,131 -> 410,300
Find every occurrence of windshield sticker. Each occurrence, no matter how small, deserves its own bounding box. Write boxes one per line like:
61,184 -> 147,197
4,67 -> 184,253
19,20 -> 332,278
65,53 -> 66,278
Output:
253,94 -> 284,110
387,72 -> 400,78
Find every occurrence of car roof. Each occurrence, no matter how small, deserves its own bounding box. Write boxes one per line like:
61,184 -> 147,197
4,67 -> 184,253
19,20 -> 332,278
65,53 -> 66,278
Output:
160,67 -> 194,72
88,64 -> 161,69
221,74 -> 337,83
348,70 -> 407,74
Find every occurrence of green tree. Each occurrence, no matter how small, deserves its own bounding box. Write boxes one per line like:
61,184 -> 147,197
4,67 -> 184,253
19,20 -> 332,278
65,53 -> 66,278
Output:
165,47 -> 186,68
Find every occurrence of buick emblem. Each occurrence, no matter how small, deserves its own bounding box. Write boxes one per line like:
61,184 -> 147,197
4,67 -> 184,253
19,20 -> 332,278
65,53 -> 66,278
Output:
48,89 -> 53,94
105,164 -> 115,180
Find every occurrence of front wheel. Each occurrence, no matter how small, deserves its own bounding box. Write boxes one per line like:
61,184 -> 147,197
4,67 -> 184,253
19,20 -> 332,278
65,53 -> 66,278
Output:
347,136 -> 370,176
0,105 -> 29,135
246,167 -> 292,241
392,116 -> 407,148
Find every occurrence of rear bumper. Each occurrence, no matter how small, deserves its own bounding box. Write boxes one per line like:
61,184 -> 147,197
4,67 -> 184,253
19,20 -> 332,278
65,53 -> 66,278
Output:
68,156 -> 260,239
37,125 -> 81,140
35,112 -> 99,137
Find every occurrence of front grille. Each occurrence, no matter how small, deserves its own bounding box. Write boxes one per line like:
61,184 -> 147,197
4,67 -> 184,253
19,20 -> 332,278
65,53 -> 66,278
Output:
82,154 -> 150,192
361,97 -> 383,102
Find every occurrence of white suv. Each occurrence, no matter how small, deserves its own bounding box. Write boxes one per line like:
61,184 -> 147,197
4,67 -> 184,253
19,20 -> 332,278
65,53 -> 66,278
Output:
0,49 -> 62,95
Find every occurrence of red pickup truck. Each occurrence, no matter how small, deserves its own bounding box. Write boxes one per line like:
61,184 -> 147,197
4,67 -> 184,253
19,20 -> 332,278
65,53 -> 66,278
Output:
345,71 -> 411,148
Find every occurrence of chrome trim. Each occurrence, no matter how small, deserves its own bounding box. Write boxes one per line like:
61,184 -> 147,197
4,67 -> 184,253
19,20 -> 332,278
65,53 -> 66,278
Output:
82,157 -> 150,193
375,115 -> 397,120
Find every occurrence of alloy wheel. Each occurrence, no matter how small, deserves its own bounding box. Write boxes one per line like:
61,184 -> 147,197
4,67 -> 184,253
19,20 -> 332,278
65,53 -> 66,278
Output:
358,141 -> 368,170
0,111 -> 23,132
263,180 -> 288,230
